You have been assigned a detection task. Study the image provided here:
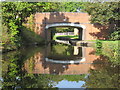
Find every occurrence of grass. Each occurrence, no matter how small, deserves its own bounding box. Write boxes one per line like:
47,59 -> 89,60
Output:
101,40 -> 119,55
53,35 -> 79,40
95,40 -> 119,65
96,40 -> 119,51
98,40 -> 119,50
39,74 -> 86,82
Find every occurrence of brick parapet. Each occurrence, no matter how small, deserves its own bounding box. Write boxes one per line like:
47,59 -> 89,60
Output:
33,12 -> 108,40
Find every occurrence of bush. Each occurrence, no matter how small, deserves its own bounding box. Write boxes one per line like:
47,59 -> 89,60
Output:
21,26 -> 44,45
2,25 -> 18,52
110,31 -> 120,40
102,41 -> 119,65
2,25 -> 10,44
95,40 -> 102,55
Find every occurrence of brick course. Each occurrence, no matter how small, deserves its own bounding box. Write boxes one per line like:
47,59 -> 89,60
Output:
34,12 -> 108,40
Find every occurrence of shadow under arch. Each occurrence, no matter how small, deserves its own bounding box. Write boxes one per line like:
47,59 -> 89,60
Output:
45,23 -> 86,42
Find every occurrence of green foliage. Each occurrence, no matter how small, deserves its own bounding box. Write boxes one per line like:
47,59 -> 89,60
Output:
52,43 -> 69,55
95,40 -> 102,55
22,14 -> 45,45
84,2 -> 120,64
2,46 -> 44,88
2,2 -> 35,50
102,41 -> 119,65
83,64 -> 119,89
48,43 -> 82,60
95,40 -> 119,65
1,25 -> 10,44
2,45 -> 85,88
2,2 -> 59,51
61,74 -> 85,82
49,43 -> 72,59
2,51 -> 21,88
51,27 -> 74,33
22,14 -> 44,45
58,2 -> 85,12
84,2 -> 120,40
21,26 -> 44,45
84,2 -> 119,25
2,24 -> 19,52
2,2 -> 86,51
24,14 -> 35,31
27,57 -> 35,73
110,31 -> 120,40
96,40 -> 102,48
50,43 -> 75,58
51,27 -> 77,40
53,35 -> 78,40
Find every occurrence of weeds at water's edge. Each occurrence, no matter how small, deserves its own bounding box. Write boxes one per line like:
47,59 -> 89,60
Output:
95,40 -> 119,65
95,40 -> 102,55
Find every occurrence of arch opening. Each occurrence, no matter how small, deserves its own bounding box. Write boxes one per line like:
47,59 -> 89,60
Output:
45,23 -> 86,29
45,23 -> 86,42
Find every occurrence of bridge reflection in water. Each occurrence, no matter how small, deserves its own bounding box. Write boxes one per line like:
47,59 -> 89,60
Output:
23,43 -> 106,75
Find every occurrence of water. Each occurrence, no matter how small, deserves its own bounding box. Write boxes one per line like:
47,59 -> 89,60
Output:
1,43 -> 119,89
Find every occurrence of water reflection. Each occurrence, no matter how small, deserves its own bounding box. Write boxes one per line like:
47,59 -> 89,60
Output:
83,63 -> 119,88
2,43 -> 119,89
54,80 -> 85,88
23,43 -> 106,75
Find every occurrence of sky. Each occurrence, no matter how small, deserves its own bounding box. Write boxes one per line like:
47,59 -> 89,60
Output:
53,80 -> 86,89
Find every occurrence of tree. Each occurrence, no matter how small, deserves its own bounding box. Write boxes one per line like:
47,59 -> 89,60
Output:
58,2 -> 85,12
83,2 -> 120,40
2,2 -> 59,50
83,64 -> 119,89
84,2 -> 119,25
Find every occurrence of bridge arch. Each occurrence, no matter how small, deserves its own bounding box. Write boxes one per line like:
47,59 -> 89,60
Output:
45,23 -> 86,41
45,23 -> 86,29
34,12 -> 108,40
45,57 -> 86,64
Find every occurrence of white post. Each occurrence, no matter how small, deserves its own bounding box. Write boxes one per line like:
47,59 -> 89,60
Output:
73,46 -> 79,55
74,28 -> 79,36
82,28 -> 86,40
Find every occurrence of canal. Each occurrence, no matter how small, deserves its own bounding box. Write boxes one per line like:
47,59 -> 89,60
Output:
1,42 -> 119,89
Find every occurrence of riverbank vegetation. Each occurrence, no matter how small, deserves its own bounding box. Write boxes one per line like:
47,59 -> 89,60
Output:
1,2 -> 119,52
20,26 -> 44,46
2,44 -> 84,88
50,27 -> 78,40
1,2 -> 59,52
53,35 -> 79,40
1,2 -> 119,89
84,2 -> 119,40
2,42 -> 119,89
84,2 -> 119,65
83,62 -> 119,88
83,40 -> 119,89
95,40 -> 119,65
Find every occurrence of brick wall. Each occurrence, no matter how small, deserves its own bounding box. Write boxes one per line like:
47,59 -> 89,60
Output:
34,12 -> 108,40
24,47 -> 104,75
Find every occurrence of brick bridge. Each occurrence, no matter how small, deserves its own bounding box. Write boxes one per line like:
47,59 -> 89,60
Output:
33,12 -> 108,41
24,46 -> 105,75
